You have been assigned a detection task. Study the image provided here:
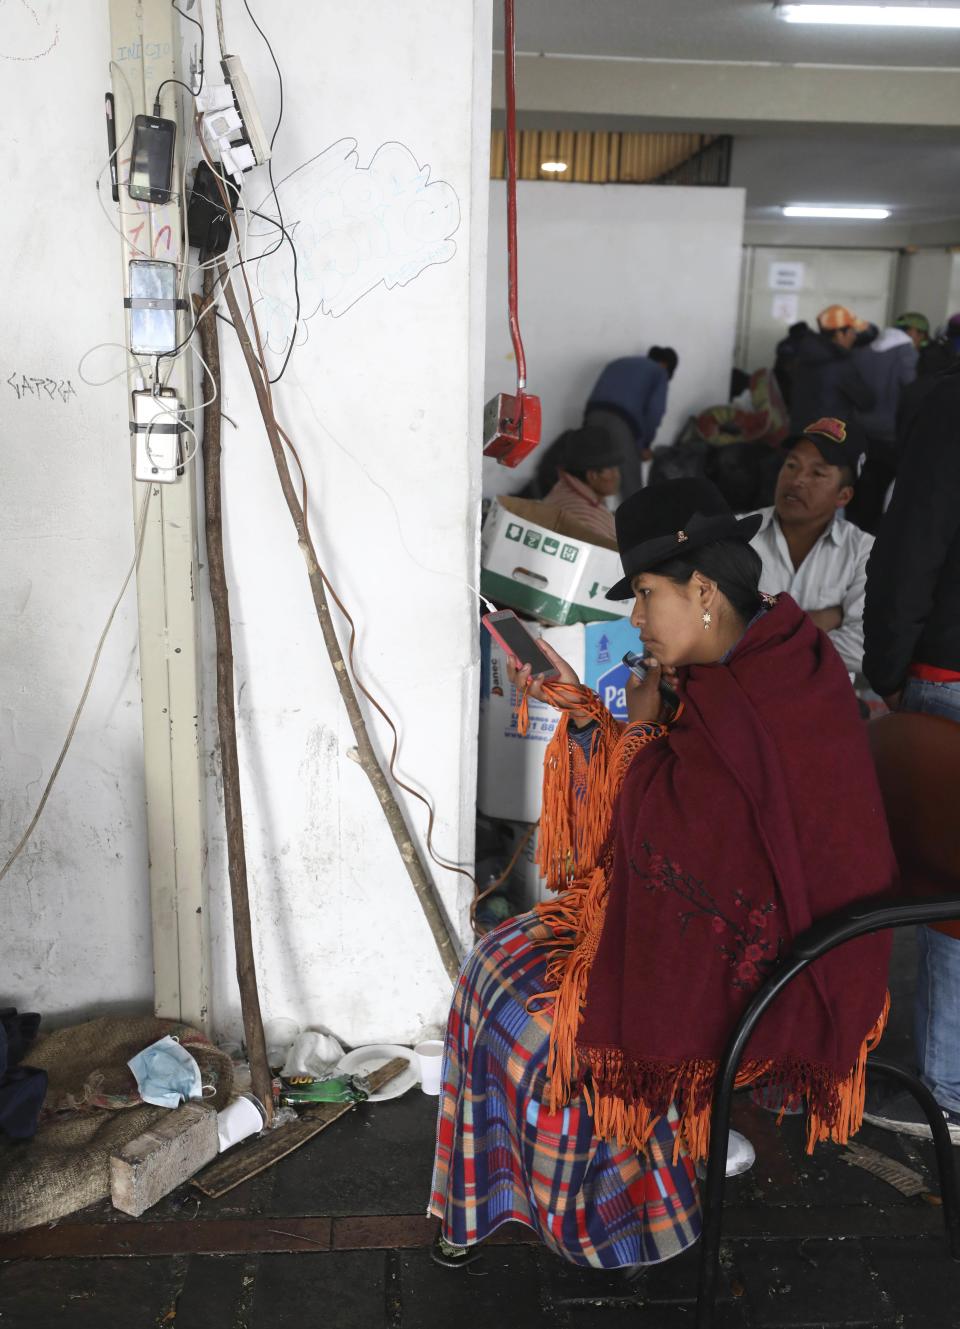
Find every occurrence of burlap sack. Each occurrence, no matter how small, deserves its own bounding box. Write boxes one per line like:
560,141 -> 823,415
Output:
0,1015 -> 233,1232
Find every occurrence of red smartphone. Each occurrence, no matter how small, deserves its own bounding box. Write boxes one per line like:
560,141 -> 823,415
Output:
482,609 -> 560,680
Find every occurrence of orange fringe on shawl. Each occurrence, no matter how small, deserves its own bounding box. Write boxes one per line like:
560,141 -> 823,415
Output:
523,681 -> 890,1163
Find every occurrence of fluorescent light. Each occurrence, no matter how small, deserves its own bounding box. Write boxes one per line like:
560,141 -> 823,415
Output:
779,4 -> 960,27
782,204 -> 891,219
540,160 -> 568,173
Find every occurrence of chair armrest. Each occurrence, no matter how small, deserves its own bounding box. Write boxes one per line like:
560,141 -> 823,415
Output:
792,893 -> 960,961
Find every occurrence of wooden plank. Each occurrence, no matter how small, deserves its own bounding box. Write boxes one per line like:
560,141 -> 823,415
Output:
0,1203 -> 943,1261
331,1216 -> 537,1251
0,1217 -> 333,1260
191,1058 -> 409,1199
0,1212 -> 537,1262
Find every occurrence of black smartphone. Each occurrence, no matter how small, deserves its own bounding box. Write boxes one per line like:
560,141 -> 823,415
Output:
482,610 -> 560,680
622,651 -> 680,713
129,114 -> 176,203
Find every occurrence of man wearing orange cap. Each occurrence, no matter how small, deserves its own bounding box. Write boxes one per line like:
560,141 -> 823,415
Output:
788,304 -> 875,441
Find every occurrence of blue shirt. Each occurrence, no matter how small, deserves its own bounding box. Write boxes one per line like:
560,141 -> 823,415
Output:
586,357 -> 668,449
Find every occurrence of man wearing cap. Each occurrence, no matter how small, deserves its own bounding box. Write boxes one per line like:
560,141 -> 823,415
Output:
895,311 -> 931,359
894,312 -> 957,458
541,425 -> 622,542
788,305 -> 875,440
749,417 -> 873,675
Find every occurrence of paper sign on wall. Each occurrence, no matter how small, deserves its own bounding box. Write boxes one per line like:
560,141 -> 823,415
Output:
771,293 -> 800,324
768,261 -> 805,292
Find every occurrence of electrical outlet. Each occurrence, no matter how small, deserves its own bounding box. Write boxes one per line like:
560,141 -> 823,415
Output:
221,55 -> 271,166
132,389 -> 182,483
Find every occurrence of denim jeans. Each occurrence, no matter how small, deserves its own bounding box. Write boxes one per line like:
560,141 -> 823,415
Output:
901,676 -> 960,1112
915,926 -> 960,1114
901,676 -> 960,724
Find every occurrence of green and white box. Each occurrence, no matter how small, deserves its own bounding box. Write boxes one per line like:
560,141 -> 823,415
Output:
480,496 -> 623,626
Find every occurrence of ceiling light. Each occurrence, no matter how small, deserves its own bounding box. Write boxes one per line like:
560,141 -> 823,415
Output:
540,160 -> 568,173
782,204 -> 891,219
778,4 -> 960,26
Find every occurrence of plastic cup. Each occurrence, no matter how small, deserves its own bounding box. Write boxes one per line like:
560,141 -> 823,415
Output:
414,1040 -> 444,1096
217,1092 -> 266,1152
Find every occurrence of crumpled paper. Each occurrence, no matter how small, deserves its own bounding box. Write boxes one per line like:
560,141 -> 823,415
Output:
280,1031 -> 345,1080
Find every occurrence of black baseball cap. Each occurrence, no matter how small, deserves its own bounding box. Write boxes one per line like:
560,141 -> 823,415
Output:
784,417 -> 865,470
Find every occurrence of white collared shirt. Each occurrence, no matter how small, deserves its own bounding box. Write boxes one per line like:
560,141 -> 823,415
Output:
749,507 -> 874,674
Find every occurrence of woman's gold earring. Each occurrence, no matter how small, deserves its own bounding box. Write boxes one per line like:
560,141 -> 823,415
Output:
702,611 -> 712,630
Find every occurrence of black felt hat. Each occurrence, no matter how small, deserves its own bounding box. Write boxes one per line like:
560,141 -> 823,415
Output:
606,478 -> 763,601
560,425 -> 624,472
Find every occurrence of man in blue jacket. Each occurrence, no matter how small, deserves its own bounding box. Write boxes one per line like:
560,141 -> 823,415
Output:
584,345 -> 678,498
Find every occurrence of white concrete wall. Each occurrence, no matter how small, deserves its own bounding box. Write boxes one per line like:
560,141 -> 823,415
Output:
737,246 -> 898,376
482,182 -> 746,497
0,2 -> 151,1022
893,250 -> 954,333
945,255 -> 960,328
0,0 -> 491,1045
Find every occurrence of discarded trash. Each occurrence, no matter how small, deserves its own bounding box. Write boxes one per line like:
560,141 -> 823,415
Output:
726,1128 -> 756,1177
263,1017 -> 301,1072
842,1141 -> 930,1198
336,1045 -> 419,1102
127,1036 -> 210,1109
280,1031 -> 344,1080
695,1129 -> 756,1180
216,1091 -> 266,1152
279,1074 -> 369,1106
414,1040 -> 444,1096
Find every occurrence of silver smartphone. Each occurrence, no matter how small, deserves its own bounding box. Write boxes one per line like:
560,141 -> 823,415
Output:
128,260 -> 178,356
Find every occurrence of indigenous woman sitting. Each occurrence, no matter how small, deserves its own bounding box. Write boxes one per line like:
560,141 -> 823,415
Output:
430,478 -> 895,1271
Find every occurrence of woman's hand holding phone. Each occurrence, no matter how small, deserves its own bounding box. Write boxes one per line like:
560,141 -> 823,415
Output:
625,657 -> 680,726
505,642 -> 593,727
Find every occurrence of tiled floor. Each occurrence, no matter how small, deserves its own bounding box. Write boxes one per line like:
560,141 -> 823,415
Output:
2,933 -> 958,1328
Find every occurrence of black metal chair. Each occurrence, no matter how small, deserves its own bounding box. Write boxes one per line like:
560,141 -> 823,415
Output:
694,893 -> 960,1329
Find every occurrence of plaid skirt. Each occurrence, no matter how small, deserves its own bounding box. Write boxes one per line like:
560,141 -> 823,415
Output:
429,911 -> 702,1268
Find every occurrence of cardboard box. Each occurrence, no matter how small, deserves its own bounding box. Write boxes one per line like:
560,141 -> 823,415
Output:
582,617 -> 643,719
480,496 -> 624,626
477,618 -> 642,823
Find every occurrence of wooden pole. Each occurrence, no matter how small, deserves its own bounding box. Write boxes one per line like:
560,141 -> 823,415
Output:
194,276 -> 274,1122
215,261 -> 462,985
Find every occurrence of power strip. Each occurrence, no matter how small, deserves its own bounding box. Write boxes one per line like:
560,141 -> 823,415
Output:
132,389 -> 182,483
221,55 -> 271,166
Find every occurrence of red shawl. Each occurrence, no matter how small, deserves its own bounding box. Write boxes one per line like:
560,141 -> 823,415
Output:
530,596 -> 895,1160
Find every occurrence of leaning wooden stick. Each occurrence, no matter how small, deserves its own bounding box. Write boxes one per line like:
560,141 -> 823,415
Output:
215,261 -> 462,985
194,274 -> 274,1122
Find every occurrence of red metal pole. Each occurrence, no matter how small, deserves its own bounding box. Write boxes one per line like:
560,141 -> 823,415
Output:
504,0 -> 527,393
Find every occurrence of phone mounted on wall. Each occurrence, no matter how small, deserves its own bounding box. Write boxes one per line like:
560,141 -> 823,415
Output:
128,114 -> 176,204
126,260 -> 186,356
